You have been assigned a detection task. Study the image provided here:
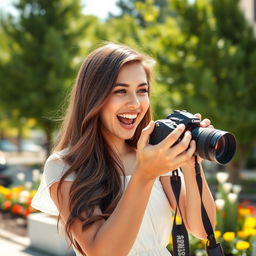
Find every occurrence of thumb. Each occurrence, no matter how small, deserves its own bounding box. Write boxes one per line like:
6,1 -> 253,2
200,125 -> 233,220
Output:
137,120 -> 155,149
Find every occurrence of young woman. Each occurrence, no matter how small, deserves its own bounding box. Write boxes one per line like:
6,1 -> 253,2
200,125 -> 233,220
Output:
31,42 -> 216,256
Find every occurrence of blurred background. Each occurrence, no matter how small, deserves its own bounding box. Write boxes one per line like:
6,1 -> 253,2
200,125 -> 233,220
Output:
0,0 -> 255,255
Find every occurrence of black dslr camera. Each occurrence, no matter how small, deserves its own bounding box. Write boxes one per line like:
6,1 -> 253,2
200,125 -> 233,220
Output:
149,110 -> 236,164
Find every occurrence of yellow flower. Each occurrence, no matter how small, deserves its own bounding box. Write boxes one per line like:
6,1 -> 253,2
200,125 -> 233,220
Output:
201,239 -> 207,245
238,208 -> 251,217
0,185 -> 10,195
243,217 -> 256,229
223,232 -> 235,242
214,230 -> 221,240
169,235 -> 173,245
236,241 -> 250,251
196,242 -> 203,249
31,190 -> 37,197
11,186 -> 22,193
237,230 -> 250,239
243,228 -> 256,236
171,215 -> 182,224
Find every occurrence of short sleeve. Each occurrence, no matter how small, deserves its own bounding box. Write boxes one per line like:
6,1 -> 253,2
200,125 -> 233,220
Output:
31,148 -> 75,216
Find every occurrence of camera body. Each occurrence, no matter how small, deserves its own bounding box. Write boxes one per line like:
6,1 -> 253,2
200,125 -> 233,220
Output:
149,110 -> 200,145
149,110 -> 236,165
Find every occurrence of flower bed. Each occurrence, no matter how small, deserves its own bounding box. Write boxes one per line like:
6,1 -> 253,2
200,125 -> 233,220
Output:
0,185 -> 37,217
167,172 -> 256,256
0,169 -> 40,218
0,181 -> 39,238
188,202 -> 255,256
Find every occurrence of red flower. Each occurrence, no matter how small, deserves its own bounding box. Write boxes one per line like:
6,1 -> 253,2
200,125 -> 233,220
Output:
240,200 -> 251,207
5,193 -> 12,200
3,200 -> 12,209
23,209 -> 30,217
26,197 -> 32,206
222,211 -> 227,218
12,204 -> 23,215
248,205 -> 255,215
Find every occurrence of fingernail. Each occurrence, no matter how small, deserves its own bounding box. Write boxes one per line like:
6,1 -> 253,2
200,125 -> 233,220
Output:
178,124 -> 185,129
186,130 -> 191,135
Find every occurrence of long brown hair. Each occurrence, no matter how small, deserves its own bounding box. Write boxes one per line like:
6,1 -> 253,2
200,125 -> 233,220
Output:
54,42 -> 154,254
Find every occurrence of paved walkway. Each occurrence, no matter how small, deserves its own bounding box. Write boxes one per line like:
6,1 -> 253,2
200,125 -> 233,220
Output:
0,228 -> 55,256
0,236 -> 49,256
0,225 -> 76,256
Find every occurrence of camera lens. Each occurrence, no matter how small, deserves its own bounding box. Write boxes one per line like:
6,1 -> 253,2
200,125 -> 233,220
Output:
193,128 -> 236,164
215,137 -> 225,157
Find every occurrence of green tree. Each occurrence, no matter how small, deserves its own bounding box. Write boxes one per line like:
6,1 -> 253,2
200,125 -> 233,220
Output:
144,0 -> 256,183
109,0 -> 256,183
0,0 -> 90,154
111,0 -> 173,25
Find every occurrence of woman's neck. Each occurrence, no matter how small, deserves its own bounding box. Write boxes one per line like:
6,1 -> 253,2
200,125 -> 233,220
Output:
110,139 -> 134,158
101,130 -> 135,157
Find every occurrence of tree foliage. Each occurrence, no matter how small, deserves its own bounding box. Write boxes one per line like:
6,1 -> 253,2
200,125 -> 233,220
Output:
0,0 -> 91,152
106,0 -> 256,182
111,0 -> 173,25
132,0 -> 256,182
168,0 -> 256,182
0,0 -> 255,181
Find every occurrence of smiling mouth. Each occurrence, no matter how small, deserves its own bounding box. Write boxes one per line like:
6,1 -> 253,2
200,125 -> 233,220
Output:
117,113 -> 138,126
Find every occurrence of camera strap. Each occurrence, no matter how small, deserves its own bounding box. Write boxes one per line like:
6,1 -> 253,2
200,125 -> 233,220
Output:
171,169 -> 190,256
194,156 -> 224,256
170,157 -> 224,256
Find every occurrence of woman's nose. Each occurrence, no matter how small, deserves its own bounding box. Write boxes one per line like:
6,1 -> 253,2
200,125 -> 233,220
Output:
126,93 -> 140,109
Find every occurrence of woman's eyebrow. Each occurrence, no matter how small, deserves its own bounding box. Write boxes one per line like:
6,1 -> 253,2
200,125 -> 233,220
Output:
114,82 -> 148,87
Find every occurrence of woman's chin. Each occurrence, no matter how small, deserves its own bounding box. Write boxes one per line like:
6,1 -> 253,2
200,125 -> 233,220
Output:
121,134 -> 135,141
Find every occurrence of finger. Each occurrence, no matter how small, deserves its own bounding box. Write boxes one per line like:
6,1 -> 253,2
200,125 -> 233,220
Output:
202,125 -> 214,130
194,113 -> 201,120
176,140 -> 196,163
137,120 -> 155,149
170,130 -> 192,155
187,140 -> 196,156
159,124 -> 185,149
201,118 -> 211,127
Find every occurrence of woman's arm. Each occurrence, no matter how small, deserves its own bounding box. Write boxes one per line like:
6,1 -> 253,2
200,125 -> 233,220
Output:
182,162 -> 216,238
160,112 -> 217,240
50,171 -> 155,256
160,163 -> 216,240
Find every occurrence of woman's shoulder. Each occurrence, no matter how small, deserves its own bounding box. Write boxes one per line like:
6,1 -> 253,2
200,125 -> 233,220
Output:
46,148 -> 69,163
31,148 -> 73,215
43,148 -> 74,183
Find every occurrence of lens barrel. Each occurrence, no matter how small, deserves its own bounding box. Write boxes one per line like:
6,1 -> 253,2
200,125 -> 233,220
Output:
192,128 -> 236,164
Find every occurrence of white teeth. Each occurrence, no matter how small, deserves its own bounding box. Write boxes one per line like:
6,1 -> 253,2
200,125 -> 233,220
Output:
117,114 -> 138,119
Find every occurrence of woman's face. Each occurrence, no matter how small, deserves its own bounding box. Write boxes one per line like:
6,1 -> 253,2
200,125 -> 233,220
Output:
100,62 -> 150,143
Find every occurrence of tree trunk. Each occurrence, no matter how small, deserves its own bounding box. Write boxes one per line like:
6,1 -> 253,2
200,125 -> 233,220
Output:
226,144 -> 248,184
0,128 -> 4,140
17,117 -> 26,153
42,121 -> 54,158
227,161 -> 241,184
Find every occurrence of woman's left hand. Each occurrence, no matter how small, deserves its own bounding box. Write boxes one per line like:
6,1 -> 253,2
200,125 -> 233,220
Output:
180,113 -> 214,168
194,113 -> 214,163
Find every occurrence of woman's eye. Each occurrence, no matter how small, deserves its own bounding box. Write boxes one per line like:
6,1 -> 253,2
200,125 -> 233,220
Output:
138,88 -> 149,94
113,88 -> 148,94
114,89 -> 126,94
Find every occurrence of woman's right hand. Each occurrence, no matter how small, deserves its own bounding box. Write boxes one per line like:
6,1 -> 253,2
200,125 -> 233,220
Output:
135,120 -> 195,181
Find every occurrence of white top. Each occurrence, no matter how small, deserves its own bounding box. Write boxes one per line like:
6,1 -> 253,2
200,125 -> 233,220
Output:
31,149 -> 173,256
